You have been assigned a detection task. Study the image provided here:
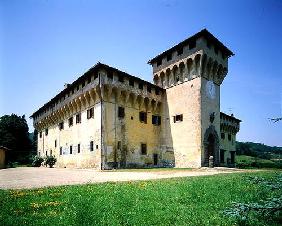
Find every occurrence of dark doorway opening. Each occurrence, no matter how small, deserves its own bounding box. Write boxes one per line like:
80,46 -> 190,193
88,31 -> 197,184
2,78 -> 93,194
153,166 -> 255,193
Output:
153,154 -> 158,166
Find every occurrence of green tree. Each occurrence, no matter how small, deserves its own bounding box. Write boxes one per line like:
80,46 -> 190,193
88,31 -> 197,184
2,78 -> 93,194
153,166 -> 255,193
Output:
0,114 -> 32,163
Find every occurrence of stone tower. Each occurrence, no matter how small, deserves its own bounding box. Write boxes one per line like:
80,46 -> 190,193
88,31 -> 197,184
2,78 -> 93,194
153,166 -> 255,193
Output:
148,29 -> 234,167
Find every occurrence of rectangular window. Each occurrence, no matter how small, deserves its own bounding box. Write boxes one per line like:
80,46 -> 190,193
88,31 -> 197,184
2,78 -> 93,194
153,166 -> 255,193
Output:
107,72 -> 113,80
173,114 -> 183,123
155,89 -> 160,95
152,115 -> 161,125
70,145 -> 72,154
139,111 -> 147,123
221,133 -> 225,140
167,53 -> 172,61
129,79 -> 134,87
177,47 -> 183,55
60,147 -> 62,155
68,117 -> 73,127
59,122 -> 64,130
138,83 -> 143,90
118,106 -> 125,118
147,86 -> 151,93
87,107 -> 94,119
78,144 -> 80,153
189,40 -> 196,49
118,75 -> 124,82
141,143 -> 147,155
157,59 -> 162,66
76,113 -> 81,124
39,131 -> 42,138
96,145 -> 98,150
90,141 -> 94,151
45,128 -> 48,136
55,140 -> 57,148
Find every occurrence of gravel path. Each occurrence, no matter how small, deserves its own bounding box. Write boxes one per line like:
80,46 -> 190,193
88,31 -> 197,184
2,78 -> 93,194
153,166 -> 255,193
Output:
0,167 -> 249,190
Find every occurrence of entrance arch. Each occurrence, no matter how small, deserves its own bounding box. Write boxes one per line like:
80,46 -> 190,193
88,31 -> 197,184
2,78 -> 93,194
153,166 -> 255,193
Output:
203,125 -> 219,166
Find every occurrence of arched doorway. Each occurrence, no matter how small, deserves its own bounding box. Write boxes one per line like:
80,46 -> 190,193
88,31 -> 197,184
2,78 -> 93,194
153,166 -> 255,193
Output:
203,126 -> 220,166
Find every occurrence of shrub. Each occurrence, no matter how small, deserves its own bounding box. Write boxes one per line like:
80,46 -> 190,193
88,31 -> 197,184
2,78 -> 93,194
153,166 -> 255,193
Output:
32,156 -> 44,167
45,155 -> 57,168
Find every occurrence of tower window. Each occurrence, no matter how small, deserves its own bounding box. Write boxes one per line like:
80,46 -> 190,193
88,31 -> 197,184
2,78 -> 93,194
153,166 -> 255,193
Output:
70,145 -> 73,154
45,128 -> 48,136
68,117 -> 73,127
60,147 -> 62,155
76,113 -> 81,124
141,143 -> 147,155
167,53 -> 172,61
39,131 -> 42,138
78,144 -> 80,153
118,107 -> 125,118
152,115 -> 161,125
87,107 -> 94,119
55,140 -> 57,148
139,111 -> 147,123
173,114 -> 183,123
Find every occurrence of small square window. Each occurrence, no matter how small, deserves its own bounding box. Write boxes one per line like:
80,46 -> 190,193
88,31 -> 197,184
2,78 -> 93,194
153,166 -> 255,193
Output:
129,79 -> 134,87
107,72 -> 113,80
157,59 -> 162,66
118,107 -> 125,118
141,143 -> 147,155
189,40 -> 196,50
139,111 -> 147,123
177,47 -> 183,55
173,114 -> 183,123
167,53 -> 172,61
152,115 -> 161,125
118,75 -> 124,82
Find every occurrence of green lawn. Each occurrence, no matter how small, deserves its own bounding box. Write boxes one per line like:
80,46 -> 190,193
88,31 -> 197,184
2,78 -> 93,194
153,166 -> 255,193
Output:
0,171 -> 281,226
236,155 -> 282,169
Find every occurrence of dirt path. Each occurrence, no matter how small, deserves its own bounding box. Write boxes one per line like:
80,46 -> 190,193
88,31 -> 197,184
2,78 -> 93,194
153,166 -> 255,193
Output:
0,167 -> 253,190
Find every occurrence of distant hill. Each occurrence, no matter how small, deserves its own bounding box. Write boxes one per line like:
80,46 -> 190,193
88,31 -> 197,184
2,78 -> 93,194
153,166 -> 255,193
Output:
236,141 -> 282,159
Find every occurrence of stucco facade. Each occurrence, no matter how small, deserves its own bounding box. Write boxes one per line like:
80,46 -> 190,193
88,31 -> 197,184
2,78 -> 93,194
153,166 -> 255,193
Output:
31,29 -> 240,169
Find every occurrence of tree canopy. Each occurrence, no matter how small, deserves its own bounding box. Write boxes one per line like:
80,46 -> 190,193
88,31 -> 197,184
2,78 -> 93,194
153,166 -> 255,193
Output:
0,114 -> 33,163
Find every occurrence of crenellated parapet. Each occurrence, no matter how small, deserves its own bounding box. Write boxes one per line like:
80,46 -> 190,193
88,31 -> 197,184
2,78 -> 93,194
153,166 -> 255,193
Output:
220,112 -> 241,134
149,29 -> 233,87
31,63 -> 165,131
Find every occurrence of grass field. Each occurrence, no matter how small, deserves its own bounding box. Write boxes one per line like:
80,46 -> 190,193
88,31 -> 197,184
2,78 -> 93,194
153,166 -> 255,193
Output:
0,171 -> 281,226
236,155 -> 282,169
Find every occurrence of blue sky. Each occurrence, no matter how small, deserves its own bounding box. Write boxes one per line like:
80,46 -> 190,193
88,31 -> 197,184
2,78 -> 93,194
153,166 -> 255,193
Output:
0,0 -> 281,146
